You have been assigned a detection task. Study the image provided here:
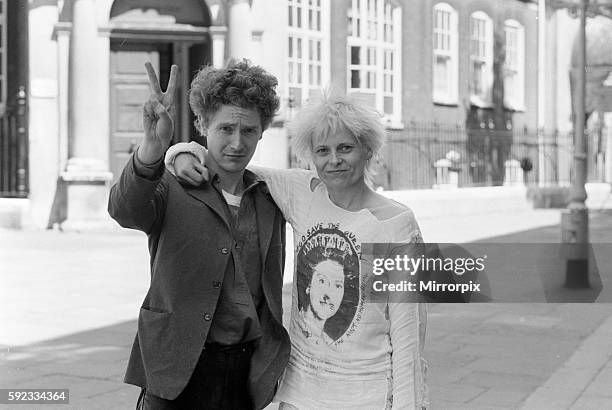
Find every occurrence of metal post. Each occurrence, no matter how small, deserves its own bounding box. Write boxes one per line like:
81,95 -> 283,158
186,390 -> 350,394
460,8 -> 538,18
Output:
561,0 -> 589,288
484,133 -> 492,186
16,86 -> 27,196
537,0 -> 547,186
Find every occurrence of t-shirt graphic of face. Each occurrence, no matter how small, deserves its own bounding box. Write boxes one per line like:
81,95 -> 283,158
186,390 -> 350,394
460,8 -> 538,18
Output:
296,225 -> 360,345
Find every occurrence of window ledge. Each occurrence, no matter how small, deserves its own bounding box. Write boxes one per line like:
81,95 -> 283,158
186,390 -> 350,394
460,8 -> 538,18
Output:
504,102 -> 526,112
382,118 -> 404,130
433,98 -> 459,107
470,95 -> 493,109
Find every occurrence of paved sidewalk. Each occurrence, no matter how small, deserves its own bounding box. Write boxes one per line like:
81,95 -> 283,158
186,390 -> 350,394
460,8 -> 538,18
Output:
426,304 -> 612,410
1,207 -> 611,409
522,313 -> 612,409
423,209 -> 612,409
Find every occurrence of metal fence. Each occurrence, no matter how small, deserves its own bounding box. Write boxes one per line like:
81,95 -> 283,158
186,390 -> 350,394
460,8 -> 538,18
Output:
377,121 -> 601,191
0,87 -> 29,197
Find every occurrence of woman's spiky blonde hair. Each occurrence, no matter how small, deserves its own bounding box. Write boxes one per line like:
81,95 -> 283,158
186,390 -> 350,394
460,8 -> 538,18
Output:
289,91 -> 386,180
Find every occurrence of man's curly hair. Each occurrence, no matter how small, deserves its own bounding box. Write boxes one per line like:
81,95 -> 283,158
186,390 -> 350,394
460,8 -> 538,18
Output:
189,59 -> 280,135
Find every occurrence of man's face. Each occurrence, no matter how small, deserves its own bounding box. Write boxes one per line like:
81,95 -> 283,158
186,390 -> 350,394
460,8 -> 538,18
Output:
307,259 -> 345,321
203,105 -> 263,177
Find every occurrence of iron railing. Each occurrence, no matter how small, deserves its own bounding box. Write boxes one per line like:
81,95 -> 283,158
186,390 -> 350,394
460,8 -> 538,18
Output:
0,86 -> 28,197
378,121 -> 601,190
288,120 -> 607,191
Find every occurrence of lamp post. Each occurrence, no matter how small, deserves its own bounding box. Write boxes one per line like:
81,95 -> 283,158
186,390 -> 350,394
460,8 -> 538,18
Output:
546,0 -> 612,287
560,0 -> 589,288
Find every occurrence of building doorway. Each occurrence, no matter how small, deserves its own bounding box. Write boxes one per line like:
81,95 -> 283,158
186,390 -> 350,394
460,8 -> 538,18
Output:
110,41 -> 170,181
108,0 -> 211,182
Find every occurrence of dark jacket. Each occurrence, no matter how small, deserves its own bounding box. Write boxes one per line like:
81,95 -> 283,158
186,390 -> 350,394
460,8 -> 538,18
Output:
108,155 -> 290,410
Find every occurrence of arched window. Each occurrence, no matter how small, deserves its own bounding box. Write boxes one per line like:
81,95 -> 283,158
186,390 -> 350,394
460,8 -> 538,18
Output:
347,0 -> 401,121
469,11 -> 494,107
432,3 -> 458,104
287,0 -> 329,108
504,19 -> 525,110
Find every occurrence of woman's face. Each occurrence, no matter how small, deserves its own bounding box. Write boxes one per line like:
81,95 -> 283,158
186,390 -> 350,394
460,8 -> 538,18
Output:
307,259 -> 345,321
311,130 -> 370,192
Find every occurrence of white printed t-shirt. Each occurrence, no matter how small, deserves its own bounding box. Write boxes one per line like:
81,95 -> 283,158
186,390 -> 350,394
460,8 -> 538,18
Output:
250,167 -> 428,410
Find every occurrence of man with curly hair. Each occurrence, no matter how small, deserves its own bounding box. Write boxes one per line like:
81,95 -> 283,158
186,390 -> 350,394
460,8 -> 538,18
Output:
108,60 -> 290,410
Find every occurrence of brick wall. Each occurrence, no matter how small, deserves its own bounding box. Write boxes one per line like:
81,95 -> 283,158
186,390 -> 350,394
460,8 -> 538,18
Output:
326,0 -> 537,129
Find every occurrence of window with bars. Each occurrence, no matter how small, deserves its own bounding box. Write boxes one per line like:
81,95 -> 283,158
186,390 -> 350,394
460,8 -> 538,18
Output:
504,20 -> 525,110
287,0 -> 326,108
0,0 -> 6,115
469,11 -> 493,107
432,3 -> 458,104
347,0 -> 400,119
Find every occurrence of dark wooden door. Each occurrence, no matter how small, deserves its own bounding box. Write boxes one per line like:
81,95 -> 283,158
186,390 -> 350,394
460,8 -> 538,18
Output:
109,42 -> 172,183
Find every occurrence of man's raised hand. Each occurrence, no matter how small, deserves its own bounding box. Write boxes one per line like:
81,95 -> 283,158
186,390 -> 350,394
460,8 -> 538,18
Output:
139,63 -> 179,163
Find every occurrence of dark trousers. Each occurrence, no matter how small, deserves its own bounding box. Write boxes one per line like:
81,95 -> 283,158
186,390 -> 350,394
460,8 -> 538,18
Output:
138,342 -> 254,410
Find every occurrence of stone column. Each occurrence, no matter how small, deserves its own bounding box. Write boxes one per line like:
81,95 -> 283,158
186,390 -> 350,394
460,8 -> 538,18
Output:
61,0 -> 112,230
55,24 -> 70,173
68,0 -> 105,167
227,0 -> 252,59
605,113 -> 612,183
210,26 -> 227,68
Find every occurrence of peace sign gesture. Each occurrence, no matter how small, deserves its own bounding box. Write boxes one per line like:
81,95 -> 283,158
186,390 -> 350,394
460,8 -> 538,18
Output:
139,63 -> 179,163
